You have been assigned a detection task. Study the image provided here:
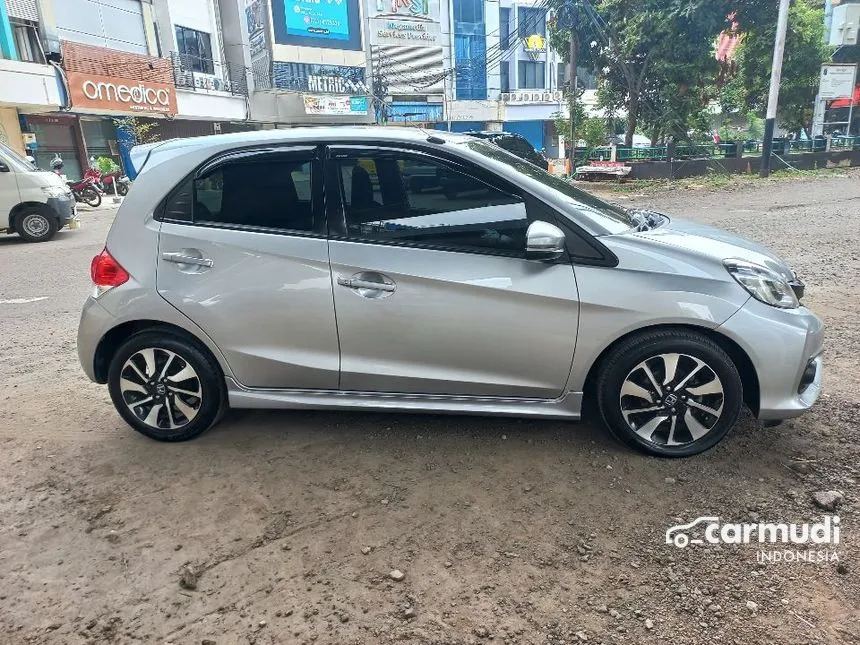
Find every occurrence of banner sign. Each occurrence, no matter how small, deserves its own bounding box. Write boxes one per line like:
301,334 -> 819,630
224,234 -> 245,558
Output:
369,0 -> 441,46
303,94 -> 368,115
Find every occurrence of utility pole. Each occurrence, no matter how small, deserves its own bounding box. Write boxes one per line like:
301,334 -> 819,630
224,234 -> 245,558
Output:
759,0 -> 792,178
568,33 -> 578,169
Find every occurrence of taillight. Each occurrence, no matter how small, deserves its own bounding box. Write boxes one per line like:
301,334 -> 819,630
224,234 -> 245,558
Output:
90,247 -> 129,297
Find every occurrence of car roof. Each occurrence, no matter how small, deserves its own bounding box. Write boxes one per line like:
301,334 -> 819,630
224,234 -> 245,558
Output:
129,126 -> 476,175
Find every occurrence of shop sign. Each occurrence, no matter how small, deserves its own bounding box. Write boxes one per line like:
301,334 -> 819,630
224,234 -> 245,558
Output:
522,34 -> 547,60
273,62 -> 368,94
303,94 -> 368,116
501,91 -> 563,105
370,0 -> 441,46
67,72 -> 178,115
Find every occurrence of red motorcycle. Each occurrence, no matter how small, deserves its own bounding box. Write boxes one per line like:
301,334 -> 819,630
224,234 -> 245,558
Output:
67,175 -> 102,208
85,167 -> 130,196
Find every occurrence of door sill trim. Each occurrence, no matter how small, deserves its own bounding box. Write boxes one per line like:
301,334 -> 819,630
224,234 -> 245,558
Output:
226,378 -> 582,419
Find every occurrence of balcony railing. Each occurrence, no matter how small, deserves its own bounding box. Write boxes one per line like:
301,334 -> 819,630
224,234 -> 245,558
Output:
170,52 -> 248,97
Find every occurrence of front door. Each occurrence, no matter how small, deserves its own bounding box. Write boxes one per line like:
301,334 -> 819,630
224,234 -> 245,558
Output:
156,146 -> 340,389
326,146 -> 579,398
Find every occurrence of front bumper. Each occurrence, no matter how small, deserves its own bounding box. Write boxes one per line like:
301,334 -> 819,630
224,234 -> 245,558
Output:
717,298 -> 824,420
46,194 -> 76,227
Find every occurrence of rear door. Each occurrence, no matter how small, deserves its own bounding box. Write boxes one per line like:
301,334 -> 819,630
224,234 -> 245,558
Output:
156,146 -> 340,389
325,145 -> 579,398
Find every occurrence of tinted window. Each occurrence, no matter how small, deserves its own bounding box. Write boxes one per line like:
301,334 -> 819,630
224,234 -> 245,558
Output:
161,155 -> 316,231
334,152 -> 527,255
192,157 -> 315,232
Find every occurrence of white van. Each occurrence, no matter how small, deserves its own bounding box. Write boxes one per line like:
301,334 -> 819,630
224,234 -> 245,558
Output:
0,141 -> 76,242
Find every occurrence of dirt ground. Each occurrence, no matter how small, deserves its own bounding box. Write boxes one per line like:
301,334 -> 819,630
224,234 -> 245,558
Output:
1,170 -> 858,645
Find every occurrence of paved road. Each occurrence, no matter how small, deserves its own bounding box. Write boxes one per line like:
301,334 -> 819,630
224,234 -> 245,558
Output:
0,173 -> 858,645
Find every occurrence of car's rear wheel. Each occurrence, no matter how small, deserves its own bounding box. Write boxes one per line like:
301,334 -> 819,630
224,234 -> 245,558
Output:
107,332 -> 224,441
595,329 -> 743,457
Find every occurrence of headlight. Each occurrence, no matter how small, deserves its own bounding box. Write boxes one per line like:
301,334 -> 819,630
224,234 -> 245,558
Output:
41,185 -> 67,198
724,259 -> 799,309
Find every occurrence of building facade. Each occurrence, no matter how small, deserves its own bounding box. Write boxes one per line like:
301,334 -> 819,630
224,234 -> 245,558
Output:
1,0 -> 251,178
1,0 -> 605,171
0,0 -> 64,162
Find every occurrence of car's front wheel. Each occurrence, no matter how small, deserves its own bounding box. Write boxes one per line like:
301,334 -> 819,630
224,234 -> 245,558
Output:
595,329 -> 743,457
17,207 -> 58,242
107,332 -> 225,441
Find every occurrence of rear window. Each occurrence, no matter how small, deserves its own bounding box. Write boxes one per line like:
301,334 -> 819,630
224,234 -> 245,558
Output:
161,154 -> 315,233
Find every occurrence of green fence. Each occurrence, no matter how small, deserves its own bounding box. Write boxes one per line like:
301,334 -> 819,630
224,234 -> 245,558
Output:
574,136 -> 859,166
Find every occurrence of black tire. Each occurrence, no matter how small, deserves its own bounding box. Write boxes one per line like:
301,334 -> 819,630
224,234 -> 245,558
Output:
16,207 -> 59,243
107,331 -> 225,441
595,329 -> 743,457
116,181 -> 129,196
82,187 -> 101,207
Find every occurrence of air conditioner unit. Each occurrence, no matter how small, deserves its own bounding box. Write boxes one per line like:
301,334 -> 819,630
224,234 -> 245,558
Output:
830,5 -> 859,46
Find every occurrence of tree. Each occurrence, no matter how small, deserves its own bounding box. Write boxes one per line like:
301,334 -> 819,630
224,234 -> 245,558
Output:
549,0 -> 731,146
720,0 -> 828,137
113,117 -> 159,145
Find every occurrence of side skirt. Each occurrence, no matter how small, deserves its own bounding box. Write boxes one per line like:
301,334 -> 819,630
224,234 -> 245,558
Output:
226,378 -> 583,420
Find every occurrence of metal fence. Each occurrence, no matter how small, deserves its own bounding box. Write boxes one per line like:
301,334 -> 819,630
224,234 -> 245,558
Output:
574,136 -> 860,165
170,52 -> 249,97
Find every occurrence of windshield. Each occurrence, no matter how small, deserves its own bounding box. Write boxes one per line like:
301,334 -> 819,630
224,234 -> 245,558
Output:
0,141 -> 37,173
463,140 -> 636,233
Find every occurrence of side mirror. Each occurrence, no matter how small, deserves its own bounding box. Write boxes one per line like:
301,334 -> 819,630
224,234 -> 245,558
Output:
525,220 -> 566,261
0,162 -> 9,172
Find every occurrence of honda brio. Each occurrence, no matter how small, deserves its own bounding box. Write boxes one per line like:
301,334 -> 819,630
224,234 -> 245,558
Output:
77,128 -> 823,456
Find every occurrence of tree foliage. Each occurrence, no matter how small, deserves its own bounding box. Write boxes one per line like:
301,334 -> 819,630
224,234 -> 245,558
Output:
113,117 -> 159,145
721,0 -> 828,137
549,0 -> 731,146
548,0 -> 829,145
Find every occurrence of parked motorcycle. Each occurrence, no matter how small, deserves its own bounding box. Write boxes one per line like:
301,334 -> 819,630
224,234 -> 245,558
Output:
67,176 -> 102,208
85,168 -> 130,196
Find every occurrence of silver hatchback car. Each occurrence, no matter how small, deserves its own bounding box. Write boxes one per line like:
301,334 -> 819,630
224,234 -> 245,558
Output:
77,127 -> 823,456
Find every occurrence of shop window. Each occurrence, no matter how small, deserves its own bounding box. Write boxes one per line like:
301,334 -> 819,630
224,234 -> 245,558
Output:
175,25 -> 214,75
518,61 -> 545,89
517,7 -> 546,38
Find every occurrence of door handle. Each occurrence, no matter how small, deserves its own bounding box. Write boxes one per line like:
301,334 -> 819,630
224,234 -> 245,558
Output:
337,276 -> 396,292
162,252 -> 214,268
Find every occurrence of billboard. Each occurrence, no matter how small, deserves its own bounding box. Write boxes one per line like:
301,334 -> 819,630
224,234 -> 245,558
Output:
245,0 -> 270,59
272,0 -> 363,50
369,0 -> 442,47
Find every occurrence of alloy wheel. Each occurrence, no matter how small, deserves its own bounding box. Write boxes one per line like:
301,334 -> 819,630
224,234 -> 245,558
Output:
119,347 -> 202,430
619,352 -> 725,447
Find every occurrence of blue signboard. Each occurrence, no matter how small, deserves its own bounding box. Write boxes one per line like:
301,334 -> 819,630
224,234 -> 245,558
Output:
273,0 -> 362,50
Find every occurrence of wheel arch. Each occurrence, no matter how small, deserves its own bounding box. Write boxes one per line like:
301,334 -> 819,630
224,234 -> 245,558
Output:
582,324 -> 760,416
9,201 -> 56,231
93,319 -> 225,384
